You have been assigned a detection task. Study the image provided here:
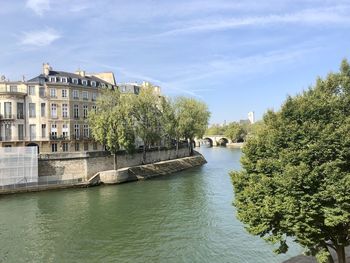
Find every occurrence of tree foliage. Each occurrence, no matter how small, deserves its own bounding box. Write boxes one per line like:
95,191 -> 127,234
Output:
88,89 -> 135,169
231,59 -> 350,263
89,85 -> 211,165
175,97 -> 211,155
129,85 -> 162,163
224,122 -> 247,142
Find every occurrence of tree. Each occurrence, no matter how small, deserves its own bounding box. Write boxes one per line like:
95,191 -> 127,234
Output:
231,59 -> 350,263
224,122 -> 247,142
175,97 -> 210,156
130,84 -> 162,164
88,89 -> 135,170
206,124 -> 227,135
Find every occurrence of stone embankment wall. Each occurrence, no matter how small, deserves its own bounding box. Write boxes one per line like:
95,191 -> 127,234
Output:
38,148 -> 190,181
91,153 -> 207,185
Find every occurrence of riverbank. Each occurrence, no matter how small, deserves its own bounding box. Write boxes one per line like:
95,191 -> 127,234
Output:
0,152 -> 207,195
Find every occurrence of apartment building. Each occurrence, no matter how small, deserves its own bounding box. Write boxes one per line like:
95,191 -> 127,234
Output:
0,63 -> 116,153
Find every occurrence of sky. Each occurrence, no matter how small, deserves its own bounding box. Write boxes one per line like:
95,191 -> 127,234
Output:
1,0 -> 350,124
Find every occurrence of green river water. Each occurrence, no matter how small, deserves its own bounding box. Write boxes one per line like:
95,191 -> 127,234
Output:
0,147 -> 302,263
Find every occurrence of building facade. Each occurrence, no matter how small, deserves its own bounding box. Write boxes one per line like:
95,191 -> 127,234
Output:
0,63 -> 117,153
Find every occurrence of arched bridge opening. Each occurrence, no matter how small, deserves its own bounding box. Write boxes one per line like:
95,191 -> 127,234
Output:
202,137 -> 213,147
217,137 -> 229,147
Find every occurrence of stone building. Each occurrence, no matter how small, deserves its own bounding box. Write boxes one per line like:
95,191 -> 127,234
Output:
0,63 -> 117,153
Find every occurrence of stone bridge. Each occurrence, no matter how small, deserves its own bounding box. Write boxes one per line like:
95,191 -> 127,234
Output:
194,135 -> 233,147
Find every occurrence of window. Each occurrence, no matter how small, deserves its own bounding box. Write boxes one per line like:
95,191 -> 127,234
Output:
83,105 -> 88,118
73,105 -> 79,118
51,143 -> 57,152
41,124 -> 46,138
49,76 -> 56,82
62,142 -> 68,152
82,91 -> 88,100
62,104 -> 68,118
28,86 -> 35,95
17,103 -> 24,119
10,85 -> 17,92
62,89 -> 68,98
91,81 -> 96,87
4,124 -> 11,141
93,142 -> 97,150
39,87 -> 45,97
92,105 -> 97,113
30,124 -> 36,140
4,102 -> 12,118
18,124 -> 24,140
72,78 -> 78,84
75,142 -> 80,151
51,103 -> 57,118
83,124 -> 89,138
74,124 -> 80,139
50,88 -> 56,97
61,77 -> 67,83
62,124 -> 69,138
41,103 -> 46,117
73,90 -> 79,99
51,124 -> 57,139
82,80 -> 88,86
92,92 -> 97,101
84,142 -> 89,151
29,103 -> 36,118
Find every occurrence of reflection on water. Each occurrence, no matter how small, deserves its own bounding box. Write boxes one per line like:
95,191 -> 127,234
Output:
0,147 -> 301,263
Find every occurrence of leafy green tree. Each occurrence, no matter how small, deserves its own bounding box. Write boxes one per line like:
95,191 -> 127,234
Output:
130,84 -> 162,163
224,122 -> 247,142
88,89 -> 135,170
175,97 -> 210,155
231,59 -> 350,263
206,124 -> 227,135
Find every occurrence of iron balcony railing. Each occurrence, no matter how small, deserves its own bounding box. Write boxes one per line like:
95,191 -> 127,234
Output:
0,114 -> 15,120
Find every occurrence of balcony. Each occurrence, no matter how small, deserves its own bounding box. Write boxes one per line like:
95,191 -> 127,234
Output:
0,86 -> 27,95
0,114 -> 15,121
50,135 -> 69,141
0,136 -> 25,142
17,113 -> 24,119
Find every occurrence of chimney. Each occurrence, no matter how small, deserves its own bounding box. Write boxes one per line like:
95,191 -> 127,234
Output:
75,69 -> 86,77
43,63 -> 52,76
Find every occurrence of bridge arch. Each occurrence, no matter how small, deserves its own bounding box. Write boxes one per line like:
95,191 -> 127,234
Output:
203,137 -> 214,147
217,137 -> 229,146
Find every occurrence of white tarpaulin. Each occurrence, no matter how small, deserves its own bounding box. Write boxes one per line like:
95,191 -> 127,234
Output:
0,146 -> 38,186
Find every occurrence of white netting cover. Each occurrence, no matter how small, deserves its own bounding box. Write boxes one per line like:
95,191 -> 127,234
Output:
0,147 -> 38,186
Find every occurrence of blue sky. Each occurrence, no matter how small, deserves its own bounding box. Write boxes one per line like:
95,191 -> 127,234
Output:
1,0 -> 350,124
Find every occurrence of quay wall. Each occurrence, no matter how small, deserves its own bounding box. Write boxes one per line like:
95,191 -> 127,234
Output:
38,148 -> 190,180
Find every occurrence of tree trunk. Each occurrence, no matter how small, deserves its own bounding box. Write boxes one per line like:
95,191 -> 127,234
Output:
176,139 -> 179,158
336,246 -> 346,263
113,153 -> 118,170
142,144 -> 147,164
189,138 -> 194,156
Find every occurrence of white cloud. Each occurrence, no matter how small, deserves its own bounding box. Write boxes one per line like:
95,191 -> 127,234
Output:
26,0 -> 50,16
20,28 -> 61,47
157,6 -> 350,36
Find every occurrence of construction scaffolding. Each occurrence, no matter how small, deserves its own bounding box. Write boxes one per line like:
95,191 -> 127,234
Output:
0,146 -> 38,187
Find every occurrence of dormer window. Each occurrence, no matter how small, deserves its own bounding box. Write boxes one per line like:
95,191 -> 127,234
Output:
49,77 -> 56,82
82,80 -> 88,86
61,77 -> 67,83
72,78 -> 78,84
91,81 -> 96,87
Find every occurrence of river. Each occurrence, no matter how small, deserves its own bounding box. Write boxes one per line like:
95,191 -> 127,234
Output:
0,147 -> 301,263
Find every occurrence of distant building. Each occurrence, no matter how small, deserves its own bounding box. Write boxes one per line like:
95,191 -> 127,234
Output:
0,63 -> 116,153
248,111 -> 255,124
0,63 -> 164,154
